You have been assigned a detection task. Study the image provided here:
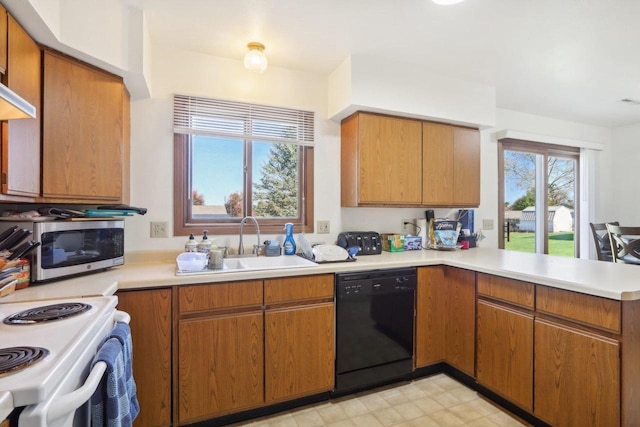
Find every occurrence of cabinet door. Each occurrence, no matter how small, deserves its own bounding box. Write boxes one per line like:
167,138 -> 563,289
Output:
2,15 -> 40,198
422,123 -> 480,207
452,127 -> 480,206
476,300 -> 533,411
117,289 -> 172,427
265,303 -> 334,403
534,319 -> 619,427
443,266 -> 476,376
42,50 -> 124,202
343,113 -> 422,205
415,266 -> 475,375
178,312 -> 264,423
0,6 -> 6,73
422,122 -> 453,205
415,266 -> 446,367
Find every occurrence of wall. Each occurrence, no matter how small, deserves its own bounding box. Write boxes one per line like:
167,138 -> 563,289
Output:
125,43 -> 617,255
328,54 -> 496,128
606,123 -> 640,224
476,109 -> 612,252
126,45 -> 343,252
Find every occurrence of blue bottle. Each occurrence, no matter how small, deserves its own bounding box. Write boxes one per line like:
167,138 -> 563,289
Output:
283,223 -> 296,255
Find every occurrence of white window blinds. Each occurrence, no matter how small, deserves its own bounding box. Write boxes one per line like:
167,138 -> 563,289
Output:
173,95 -> 315,146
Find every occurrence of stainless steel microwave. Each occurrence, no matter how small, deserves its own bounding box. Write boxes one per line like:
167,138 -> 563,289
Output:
0,219 -> 124,283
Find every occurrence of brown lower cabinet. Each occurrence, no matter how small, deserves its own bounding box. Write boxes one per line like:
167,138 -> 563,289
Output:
415,266 -> 475,375
176,275 -> 334,425
534,319 -> 620,427
178,311 -> 264,422
116,289 -> 172,427
265,303 -> 334,402
476,300 -> 533,411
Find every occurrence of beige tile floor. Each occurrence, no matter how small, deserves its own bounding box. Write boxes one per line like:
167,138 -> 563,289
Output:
232,374 -> 528,427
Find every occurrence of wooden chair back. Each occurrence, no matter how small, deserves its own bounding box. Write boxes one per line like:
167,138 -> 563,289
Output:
606,224 -> 640,264
590,222 -> 618,262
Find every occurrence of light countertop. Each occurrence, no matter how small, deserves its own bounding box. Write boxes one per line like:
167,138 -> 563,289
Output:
3,247 -> 640,303
0,274 -> 118,304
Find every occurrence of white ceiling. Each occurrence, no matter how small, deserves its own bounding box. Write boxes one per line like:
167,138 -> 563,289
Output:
142,0 -> 640,127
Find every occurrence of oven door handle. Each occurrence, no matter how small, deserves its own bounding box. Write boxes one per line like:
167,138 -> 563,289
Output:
46,310 -> 131,423
46,361 -> 107,423
114,309 -> 131,324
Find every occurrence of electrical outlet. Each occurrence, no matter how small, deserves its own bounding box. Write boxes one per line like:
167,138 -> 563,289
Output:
482,219 -> 494,230
317,220 -> 330,234
401,219 -> 415,235
150,221 -> 169,238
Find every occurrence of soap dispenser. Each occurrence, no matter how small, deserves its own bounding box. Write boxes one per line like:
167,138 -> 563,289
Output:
197,230 -> 212,254
283,223 -> 296,255
185,233 -> 197,252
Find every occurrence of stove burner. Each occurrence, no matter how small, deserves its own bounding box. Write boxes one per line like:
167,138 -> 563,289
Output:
0,346 -> 49,377
3,302 -> 92,325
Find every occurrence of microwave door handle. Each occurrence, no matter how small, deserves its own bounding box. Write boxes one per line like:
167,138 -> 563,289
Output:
45,362 -> 107,424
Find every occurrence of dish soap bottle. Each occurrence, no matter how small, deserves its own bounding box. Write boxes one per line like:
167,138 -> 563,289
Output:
185,233 -> 197,252
283,223 -> 296,255
197,230 -> 212,254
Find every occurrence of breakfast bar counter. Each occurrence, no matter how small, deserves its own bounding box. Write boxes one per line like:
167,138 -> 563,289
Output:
112,247 -> 640,300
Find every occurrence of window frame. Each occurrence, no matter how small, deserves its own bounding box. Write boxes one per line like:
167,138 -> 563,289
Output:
173,133 -> 314,236
498,138 -> 580,256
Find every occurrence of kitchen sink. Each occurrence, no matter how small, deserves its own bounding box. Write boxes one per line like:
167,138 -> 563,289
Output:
176,255 -> 317,276
223,255 -> 317,271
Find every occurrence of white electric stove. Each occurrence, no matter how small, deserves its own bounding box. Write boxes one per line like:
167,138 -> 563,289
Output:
0,295 -> 121,427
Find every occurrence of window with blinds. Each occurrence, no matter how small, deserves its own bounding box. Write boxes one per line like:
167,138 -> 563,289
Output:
173,95 -> 314,145
173,95 -> 315,236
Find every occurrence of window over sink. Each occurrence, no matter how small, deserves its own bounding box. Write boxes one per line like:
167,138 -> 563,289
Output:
173,95 -> 315,235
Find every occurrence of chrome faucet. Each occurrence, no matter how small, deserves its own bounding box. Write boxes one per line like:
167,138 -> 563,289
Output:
238,216 -> 261,256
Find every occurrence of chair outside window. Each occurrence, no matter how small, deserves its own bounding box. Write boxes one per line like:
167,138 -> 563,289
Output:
590,222 -> 618,262
605,224 -> 640,265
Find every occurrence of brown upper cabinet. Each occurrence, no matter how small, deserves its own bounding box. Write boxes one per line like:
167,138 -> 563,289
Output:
341,112 -> 480,207
0,5 -> 7,74
0,13 -> 41,200
341,112 -> 423,206
423,122 -> 480,207
42,49 -> 128,203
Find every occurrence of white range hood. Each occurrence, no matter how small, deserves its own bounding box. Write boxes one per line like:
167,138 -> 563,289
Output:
0,83 -> 36,119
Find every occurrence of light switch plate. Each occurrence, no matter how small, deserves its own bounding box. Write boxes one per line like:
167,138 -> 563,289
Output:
150,221 -> 169,238
317,220 -> 330,234
482,219 -> 494,230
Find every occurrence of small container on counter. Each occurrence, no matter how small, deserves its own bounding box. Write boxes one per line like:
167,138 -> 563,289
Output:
177,252 -> 207,272
208,248 -> 223,269
264,240 -> 281,257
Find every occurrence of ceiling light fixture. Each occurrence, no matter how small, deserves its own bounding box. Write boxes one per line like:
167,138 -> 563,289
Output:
432,0 -> 465,5
244,42 -> 268,73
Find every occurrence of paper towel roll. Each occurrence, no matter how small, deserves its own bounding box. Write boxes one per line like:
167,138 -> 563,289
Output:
416,218 -> 428,249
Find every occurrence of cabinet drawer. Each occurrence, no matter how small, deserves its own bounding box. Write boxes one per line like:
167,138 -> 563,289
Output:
537,285 -> 621,333
265,274 -> 334,304
477,273 -> 534,309
179,280 -> 263,313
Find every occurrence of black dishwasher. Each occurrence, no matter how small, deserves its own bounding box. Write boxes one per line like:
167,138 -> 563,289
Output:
334,267 -> 416,395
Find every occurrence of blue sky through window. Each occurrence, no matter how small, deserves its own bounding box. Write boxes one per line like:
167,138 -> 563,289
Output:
192,136 -> 270,207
